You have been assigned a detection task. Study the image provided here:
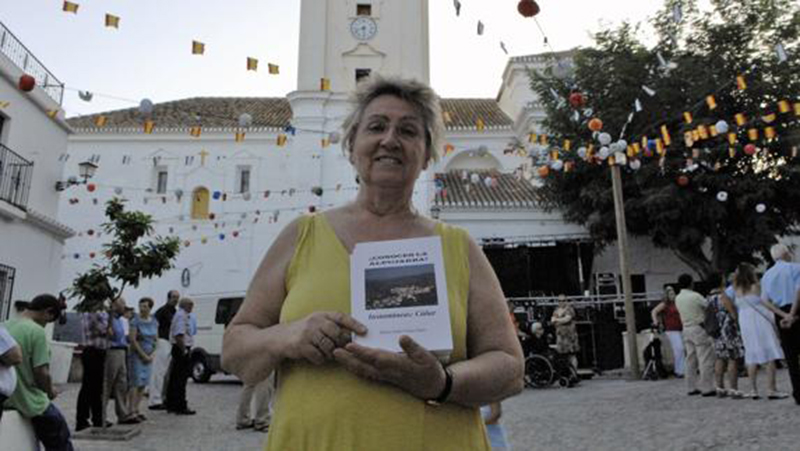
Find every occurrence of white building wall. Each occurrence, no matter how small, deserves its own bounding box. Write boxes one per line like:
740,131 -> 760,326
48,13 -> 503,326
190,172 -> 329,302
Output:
0,47 -> 72,306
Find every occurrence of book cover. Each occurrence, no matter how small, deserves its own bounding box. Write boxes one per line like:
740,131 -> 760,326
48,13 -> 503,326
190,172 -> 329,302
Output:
350,236 -> 452,361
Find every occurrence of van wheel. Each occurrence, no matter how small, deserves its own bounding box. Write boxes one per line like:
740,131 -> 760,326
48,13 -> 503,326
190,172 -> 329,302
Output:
191,355 -> 212,383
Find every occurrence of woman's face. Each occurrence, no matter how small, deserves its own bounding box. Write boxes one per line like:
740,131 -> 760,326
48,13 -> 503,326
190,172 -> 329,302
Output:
350,95 -> 429,189
666,287 -> 676,301
139,301 -> 151,317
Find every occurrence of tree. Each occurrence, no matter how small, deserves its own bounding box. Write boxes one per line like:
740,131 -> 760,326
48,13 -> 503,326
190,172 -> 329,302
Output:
70,198 -> 181,312
529,0 -> 800,279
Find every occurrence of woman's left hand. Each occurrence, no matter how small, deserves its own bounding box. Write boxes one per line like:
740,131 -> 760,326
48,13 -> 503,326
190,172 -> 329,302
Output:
333,335 -> 445,400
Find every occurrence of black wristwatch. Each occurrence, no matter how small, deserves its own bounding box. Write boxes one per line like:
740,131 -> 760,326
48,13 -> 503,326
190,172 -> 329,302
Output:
425,363 -> 453,406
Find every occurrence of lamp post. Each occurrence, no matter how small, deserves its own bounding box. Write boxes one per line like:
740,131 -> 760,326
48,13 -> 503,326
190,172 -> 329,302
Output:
55,161 -> 98,191
610,152 -> 639,378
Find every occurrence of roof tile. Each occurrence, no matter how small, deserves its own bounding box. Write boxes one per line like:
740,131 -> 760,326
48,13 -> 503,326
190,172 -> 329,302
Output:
433,170 -> 542,210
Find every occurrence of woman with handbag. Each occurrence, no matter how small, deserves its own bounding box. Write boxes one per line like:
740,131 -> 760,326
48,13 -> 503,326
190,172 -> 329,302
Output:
728,263 -> 792,399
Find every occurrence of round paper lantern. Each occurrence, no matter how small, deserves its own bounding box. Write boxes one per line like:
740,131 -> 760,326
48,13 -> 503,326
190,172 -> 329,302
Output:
629,159 -> 642,171
617,140 -> 628,149
87,229 -> 95,236
538,166 -> 550,177
212,191 -> 221,200
551,160 -> 564,171
139,99 -> 154,116
598,133 -> 612,146
744,144 -> 757,155
311,186 -> 323,197
577,147 -> 588,158
470,173 -> 481,184
715,120 -> 729,134
232,231 -> 239,238
309,205 -> 317,213
755,203 -> 766,213
677,175 -> 690,187
598,146 -> 610,160
569,92 -> 585,109
238,113 -> 253,128
716,191 -> 728,202
89,252 -> 96,259
201,237 -> 208,244
209,213 -> 216,220
184,240 -> 191,247
588,118 -> 604,132
517,0 -> 540,18
219,234 -> 225,241
87,183 -> 96,192
18,74 -> 36,92
114,187 -> 123,195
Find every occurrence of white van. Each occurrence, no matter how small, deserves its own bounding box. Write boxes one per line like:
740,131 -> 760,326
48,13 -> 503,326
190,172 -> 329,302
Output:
189,291 -> 246,383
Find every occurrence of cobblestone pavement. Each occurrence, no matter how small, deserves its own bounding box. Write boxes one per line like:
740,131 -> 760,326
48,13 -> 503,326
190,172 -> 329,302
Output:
53,370 -> 799,450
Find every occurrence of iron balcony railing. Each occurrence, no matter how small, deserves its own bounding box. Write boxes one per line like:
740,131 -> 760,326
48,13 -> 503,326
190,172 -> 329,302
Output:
0,143 -> 33,210
0,263 -> 16,321
0,21 -> 64,105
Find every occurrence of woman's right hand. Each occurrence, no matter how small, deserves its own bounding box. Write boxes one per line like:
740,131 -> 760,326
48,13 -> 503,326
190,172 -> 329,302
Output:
284,312 -> 367,365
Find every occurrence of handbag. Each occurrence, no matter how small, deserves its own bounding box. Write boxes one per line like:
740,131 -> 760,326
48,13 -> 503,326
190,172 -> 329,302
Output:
702,298 -> 721,339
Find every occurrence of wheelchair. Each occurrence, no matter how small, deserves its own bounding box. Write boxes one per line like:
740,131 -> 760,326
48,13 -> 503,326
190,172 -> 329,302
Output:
520,335 -> 580,388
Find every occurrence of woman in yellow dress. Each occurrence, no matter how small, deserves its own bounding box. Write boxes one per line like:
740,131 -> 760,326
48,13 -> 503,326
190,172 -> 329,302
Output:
222,76 -> 524,450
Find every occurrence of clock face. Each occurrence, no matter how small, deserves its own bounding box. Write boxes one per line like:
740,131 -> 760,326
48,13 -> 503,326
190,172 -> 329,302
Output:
350,17 -> 377,41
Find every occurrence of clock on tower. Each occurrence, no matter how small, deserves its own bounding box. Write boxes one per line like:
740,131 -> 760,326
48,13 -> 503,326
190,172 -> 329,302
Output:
350,16 -> 377,41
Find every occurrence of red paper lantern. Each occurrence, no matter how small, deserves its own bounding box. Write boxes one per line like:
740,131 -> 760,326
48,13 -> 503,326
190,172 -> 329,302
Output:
232,231 -> 239,238
87,183 -> 96,192
569,92 -> 585,109
209,213 -> 216,220
517,0 -> 540,18
677,175 -> 690,187
89,252 -> 96,259
744,144 -> 757,155
588,118 -> 604,132
18,74 -> 36,92
538,166 -> 550,177
87,229 -> 94,236
308,205 -> 317,213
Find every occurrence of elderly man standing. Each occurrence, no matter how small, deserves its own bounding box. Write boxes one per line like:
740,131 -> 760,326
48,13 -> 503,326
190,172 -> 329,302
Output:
4,294 -> 74,450
149,290 -> 180,411
166,298 -> 197,415
103,297 -> 139,425
674,274 -> 716,397
761,244 -> 800,406
75,305 -> 110,431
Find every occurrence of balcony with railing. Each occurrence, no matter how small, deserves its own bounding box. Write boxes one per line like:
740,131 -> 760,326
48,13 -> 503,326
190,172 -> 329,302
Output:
0,143 -> 33,211
0,21 -> 64,105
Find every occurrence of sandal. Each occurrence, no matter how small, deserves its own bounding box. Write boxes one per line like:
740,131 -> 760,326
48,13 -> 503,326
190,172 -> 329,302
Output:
744,391 -> 760,400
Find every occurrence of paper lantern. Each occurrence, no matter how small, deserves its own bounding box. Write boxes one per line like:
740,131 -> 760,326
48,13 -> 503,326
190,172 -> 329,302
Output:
18,74 -> 36,92
87,183 -> 96,192
716,191 -> 728,202
309,205 -> 317,213
538,166 -> 550,177
238,113 -> 253,128
551,160 -> 564,171
219,234 -> 226,241
755,203 -> 766,213
184,241 -> 191,247
569,92 -> 585,108
311,186 -> 324,197
517,0 -> 540,17
577,147 -> 588,158
89,252 -> 96,259
598,133 -> 612,146
213,191 -> 222,200
209,213 -> 216,220
598,146 -> 611,160
139,99 -> 154,116
715,120 -> 729,135
629,159 -> 642,171
676,175 -> 690,187
588,118 -> 603,132
232,231 -> 240,238
744,144 -> 757,156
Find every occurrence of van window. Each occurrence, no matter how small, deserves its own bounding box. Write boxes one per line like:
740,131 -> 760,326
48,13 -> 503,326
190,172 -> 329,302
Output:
215,297 -> 244,326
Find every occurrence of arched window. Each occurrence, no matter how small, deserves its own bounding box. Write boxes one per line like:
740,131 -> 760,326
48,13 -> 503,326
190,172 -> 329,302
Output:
191,187 -> 210,220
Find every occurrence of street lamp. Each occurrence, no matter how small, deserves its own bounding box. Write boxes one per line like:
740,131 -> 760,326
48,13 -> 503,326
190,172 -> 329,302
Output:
55,161 -> 98,191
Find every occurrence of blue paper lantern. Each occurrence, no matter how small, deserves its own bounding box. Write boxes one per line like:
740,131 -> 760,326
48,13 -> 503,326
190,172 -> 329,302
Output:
213,191 -> 222,200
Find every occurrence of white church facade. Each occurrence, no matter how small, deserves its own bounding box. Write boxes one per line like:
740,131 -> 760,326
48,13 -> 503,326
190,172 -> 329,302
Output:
58,0 -> 691,306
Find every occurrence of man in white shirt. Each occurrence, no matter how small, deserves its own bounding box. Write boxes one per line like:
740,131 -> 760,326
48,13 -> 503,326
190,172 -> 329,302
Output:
166,298 -> 197,415
674,273 -> 715,397
0,323 -> 22,422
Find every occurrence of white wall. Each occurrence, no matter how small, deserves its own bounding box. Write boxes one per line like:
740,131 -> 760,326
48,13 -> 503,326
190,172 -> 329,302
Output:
0,48 -> 72,305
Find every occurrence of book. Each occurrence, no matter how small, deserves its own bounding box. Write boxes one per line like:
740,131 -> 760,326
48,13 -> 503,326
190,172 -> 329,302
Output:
350,236 -> 453,362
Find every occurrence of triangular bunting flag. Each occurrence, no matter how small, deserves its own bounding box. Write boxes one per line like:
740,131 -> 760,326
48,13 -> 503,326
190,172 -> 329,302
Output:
94,116 -> 107,127
320,78 -> 331,91
477,21 -> 484,36
0,101 -> 9,109
268,63 -> 279,74
143,120 -> 155,134
775,43 -> 788,63
736,75 -> 747,90
276,134 -> 287,146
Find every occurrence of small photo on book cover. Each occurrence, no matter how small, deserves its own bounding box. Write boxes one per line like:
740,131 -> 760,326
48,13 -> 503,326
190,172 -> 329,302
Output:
365,263 -> 438,311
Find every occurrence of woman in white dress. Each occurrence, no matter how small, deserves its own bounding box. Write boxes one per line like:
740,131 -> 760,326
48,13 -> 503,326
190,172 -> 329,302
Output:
731,263 -> 792,399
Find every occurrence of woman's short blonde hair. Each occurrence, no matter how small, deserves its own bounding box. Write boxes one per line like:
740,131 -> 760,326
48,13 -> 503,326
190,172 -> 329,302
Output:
341,75 -> 444,165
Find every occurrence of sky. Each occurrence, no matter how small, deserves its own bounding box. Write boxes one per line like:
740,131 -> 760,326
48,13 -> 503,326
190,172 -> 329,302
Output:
0,0 -> 665,118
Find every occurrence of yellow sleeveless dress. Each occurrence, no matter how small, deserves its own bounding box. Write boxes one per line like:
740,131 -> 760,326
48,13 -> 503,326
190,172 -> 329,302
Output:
264,214 -> 490,451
